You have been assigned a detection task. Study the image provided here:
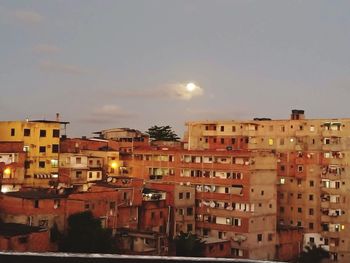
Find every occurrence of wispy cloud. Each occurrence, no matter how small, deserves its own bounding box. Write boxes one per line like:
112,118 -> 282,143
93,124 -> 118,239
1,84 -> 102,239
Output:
33,44 -> 61,54
118,82 -> 204,100
81,105 -> 135,124
39,60 -> 87,75
14,10 -> 43,24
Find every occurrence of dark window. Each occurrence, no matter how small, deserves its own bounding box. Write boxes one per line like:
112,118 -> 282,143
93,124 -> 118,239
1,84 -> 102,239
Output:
187,224 -> 193,232
257,234 -> 263,242
310,180 -> 314,187
280,207 -> 284,213
231,138 -> 236,144
160,211 -> 163,218
309,194 -> 314,201
34,200 -> 39,208
186,192 -> 191,199
11,128 -> 15,136
309,208 -> 314,215
187,207 -> 193,216
280,165 -> 285,171
19,236 -> 28,243
297,193 -> 302,199
220,126 -> 224,132
40,130 -> 46,137
179,193 -> 183,199
213,138 -> 217,143
298,207 -> 302,213
39,161 -> 45,168
221,138 -> 225,144
25,160 -> 30,169
76,171 -> 82,178
52,144 -> 59,153
109,202 -> 116,209
268,233 -> 273,241
151,212 -> 155,219
232,126 -> 236,132
52,129 -> 60,138
220,244 -> 224,250
24,129 -> 31,136
309,223 -> 314,230
39,146 -> 46,153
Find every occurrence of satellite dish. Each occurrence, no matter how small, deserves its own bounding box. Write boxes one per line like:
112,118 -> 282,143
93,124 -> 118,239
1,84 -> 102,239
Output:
107,177 -> 113,182
210,201 -> 216,208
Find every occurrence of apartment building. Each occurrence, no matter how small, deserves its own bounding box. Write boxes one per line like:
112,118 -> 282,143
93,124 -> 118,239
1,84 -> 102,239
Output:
0,142 -> 26,193
0,119 -> 68,188
185,110 -> 350,262
125,147 -> 277,260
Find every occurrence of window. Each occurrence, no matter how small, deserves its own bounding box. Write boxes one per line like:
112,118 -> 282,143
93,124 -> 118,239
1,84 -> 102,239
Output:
268,233 -> 273,241
18,236 -> 28,244
178,208 -> 184,215
309,208 -> 314,215
24,129 -> 31,136
160,211 -> 163,218
309,180 -> 314,187
151,212 -> 155,219
268,138 -> 274,145
76,171 -> 82,178
40,130 -> 46,137
39,161 -> 45,168
231,138 -> 236,144
261,190 -> 264,196
187,207 -> 193,216
186,192 -> 191,199
187,224 -> 193,232
309,194 -> 314,201
257,234 -> 263,242
309,237 -> 315,243
34,200 -> 39,208
220,126 -> 224,132
220,138 -> 225,144
76,157 -> 82,164
213,138 -> 217,143
52,129 -> 60,138
280,138 -> 285,145
219,244 -> 224,250
39,146 -> 46,153
232,126 -> 236,132
297,165 -> 303,172
11,128 -> 15,136
310,125 -> 315,132
298,207 -> 302,213
297,193 -> 302,199
51,159 -> 58,168
52,144 -> 59,153
309,223 -> 314,230
280,207 -> 285,213
179,193 -> 183,199
89,172 -> 93,178
280,165 -> 285,172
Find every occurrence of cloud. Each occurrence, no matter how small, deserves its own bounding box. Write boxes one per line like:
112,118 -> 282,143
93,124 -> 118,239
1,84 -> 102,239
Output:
81,105 -> 135,124
118,82 -> 204,100
39,60 -> 87,75
33,44 -> 61,54
14,10 -> 43,24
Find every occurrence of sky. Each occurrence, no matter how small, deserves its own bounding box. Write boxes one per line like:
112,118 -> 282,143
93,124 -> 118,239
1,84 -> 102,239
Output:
1,0 -> 350,137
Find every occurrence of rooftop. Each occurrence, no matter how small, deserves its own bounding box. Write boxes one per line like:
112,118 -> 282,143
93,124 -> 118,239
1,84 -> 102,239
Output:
4,189 -> 67,200
0,223 -> 46,237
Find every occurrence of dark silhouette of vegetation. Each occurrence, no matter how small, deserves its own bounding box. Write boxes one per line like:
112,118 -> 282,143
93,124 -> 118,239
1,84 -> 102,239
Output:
59,211 -> 114,253
296,244 -> 329,263
146,125 -> 180,141
175,231 -> 205,257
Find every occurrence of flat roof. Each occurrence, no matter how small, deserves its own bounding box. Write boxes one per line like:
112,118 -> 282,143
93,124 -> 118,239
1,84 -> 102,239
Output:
0,223 -> 46,237
4,190 -> 67,200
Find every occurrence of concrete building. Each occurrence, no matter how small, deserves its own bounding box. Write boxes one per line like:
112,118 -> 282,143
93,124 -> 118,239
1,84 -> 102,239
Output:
125,147 -> 277,260
0,119 -> 68,188
185,110 -> 350,262
0,142 -> 26,193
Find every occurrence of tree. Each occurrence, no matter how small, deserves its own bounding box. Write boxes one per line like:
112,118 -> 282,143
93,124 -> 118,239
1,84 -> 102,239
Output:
175,232 -> 205,257
146,125 -> 180,141
59,211 -> 114,253
296,244 -> 329,263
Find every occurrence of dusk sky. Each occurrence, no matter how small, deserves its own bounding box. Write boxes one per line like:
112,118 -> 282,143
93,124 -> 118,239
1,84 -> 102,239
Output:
1,0 -> 350,137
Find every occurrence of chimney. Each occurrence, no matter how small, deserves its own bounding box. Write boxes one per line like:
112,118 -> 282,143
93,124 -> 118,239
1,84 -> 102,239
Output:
56,113 -> 60,122
291,109 -> 305,120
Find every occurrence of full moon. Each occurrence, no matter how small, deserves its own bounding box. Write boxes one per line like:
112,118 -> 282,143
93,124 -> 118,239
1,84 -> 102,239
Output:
186,82 -> 196,92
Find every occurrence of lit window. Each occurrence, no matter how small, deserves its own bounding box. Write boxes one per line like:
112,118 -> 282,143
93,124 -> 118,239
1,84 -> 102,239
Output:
268,139 -> 274,145
280,178 -> 285,184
